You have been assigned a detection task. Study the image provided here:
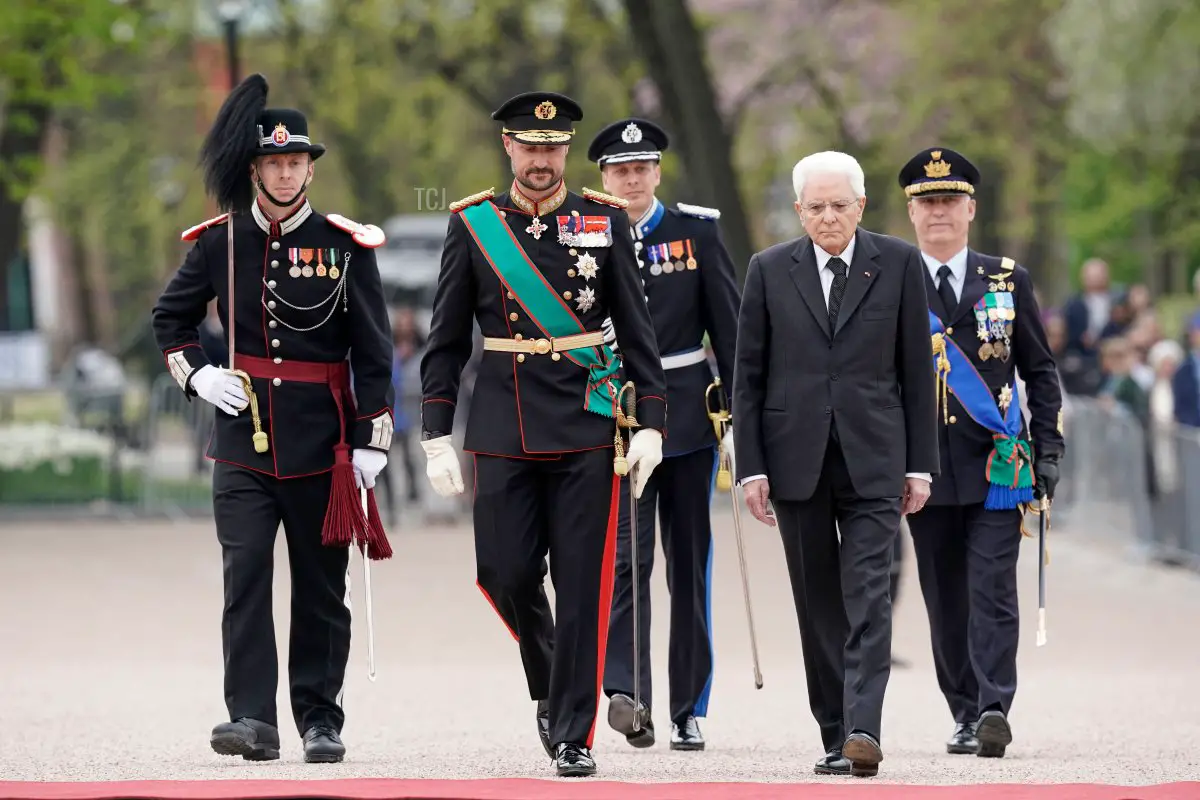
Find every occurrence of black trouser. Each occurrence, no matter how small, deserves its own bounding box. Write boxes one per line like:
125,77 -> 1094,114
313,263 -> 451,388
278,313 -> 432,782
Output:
212,461 -> 351,735
906,503 -> 1022,723
471,448 -> 619,749
603,445 -> 716,724
773,436 -> 901,752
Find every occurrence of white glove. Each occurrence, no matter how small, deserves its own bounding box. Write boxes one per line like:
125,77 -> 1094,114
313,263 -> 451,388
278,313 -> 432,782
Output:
626,428 -> 663,499
352,449 -> 388,489
722,426 -> 734,469
420,434 -> 464,497
190,364 -> 248,416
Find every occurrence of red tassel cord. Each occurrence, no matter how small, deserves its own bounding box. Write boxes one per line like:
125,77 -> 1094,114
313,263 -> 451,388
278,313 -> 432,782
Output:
322,443 -> 367,548
364,488 -> 393,560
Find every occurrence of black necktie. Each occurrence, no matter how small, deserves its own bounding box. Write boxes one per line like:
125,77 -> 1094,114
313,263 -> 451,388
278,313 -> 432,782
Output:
827,257 -> 848,332
937,264 -> 957,317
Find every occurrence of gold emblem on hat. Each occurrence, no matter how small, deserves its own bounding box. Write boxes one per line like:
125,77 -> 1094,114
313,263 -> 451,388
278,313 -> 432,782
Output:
924,150 -> 952,179
534,101 -> 557,120
272,123 -> 290,146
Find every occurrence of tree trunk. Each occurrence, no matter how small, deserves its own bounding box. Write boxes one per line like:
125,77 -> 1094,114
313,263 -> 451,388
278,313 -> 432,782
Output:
621,0 -> 755,279
0,102 -> 51,331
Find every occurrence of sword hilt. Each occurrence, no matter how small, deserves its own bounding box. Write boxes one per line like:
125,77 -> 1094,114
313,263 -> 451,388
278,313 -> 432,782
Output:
705,379 -> 733,491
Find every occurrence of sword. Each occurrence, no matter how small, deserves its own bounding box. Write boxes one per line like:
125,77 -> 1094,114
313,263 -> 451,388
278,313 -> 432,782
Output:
224,215 -> 268,453
359,486 -> 378,680
628,461 -> 643,731
613,381 -> 646,730
705,378 -> 763,689
1036,497 -> 1050,647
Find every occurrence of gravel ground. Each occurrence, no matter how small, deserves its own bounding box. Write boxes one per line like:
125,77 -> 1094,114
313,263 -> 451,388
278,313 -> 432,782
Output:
1,510 -> 1198,785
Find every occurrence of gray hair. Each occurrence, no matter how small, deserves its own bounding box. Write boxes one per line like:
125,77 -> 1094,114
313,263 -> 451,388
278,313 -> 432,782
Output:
792,151 -> 866,201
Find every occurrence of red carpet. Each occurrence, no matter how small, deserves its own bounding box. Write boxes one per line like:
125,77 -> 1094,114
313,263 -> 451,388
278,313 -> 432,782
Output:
0,779 -> 1194,800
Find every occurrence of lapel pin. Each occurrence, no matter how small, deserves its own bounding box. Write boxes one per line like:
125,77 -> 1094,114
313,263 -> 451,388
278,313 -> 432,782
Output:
864,271 -> 870,277
977,266 -> 984,274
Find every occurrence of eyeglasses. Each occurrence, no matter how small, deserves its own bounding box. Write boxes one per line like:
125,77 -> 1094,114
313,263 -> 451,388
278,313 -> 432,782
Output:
800,199 -> 859,218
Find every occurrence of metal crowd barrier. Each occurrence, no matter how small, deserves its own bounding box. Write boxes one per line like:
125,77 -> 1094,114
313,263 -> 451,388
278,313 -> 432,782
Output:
1058,396 -> 1200,571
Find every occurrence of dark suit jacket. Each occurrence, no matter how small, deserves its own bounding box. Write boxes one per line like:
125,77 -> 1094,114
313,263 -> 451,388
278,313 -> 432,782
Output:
924,252 -> 1065,506
732,228 -> 940,502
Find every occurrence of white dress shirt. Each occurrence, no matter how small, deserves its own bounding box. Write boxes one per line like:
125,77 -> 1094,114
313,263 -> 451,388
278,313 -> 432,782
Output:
740,235 -> 931,487
921,246 -> 969,303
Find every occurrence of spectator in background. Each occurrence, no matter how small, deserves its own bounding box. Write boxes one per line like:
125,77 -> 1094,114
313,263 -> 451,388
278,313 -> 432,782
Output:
1127,283 -> 1153,320
1098,336 -> 1149,422
377,306 -> 425,525
1147,339 -> 1184,496
1062,258 -> 1115,395
1170,312 -> 1200,428
1099,336 -> 1155,499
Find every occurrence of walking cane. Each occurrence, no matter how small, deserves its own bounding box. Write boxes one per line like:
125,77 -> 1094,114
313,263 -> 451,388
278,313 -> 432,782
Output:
706,378 -> 763,689
359,486 -> 378,681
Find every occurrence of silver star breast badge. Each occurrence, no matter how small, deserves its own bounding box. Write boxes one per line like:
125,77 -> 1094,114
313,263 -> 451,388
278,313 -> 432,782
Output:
575,286 -> 596,313
575,252 -> 599,281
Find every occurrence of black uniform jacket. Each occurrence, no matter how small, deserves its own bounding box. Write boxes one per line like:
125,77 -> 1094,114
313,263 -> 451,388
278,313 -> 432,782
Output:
420,183 -> 668,458
612,200 -> 740,457
732,229 -> 940,502
927,250 -> 1065,506
151,199 -> 395,478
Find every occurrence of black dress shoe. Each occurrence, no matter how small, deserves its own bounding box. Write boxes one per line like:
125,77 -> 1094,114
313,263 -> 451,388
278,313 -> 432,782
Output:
210,718 -> 280,761
814,749 -> 851,775
842,731 -> 882,777
670,716 -> 705,751
554,742 -> 597,777
974,710 -> 1012,758
536,699 -> 552,759
947,721 -> 980,755
607,693 -> 654,748
302,724 -> 346,763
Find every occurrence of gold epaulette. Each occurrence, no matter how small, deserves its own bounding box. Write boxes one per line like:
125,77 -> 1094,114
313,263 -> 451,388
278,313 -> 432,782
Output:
180,212 -> 230,242
582,187 -> 629,209
449,187 -> 495,214
327,213 -> 386,248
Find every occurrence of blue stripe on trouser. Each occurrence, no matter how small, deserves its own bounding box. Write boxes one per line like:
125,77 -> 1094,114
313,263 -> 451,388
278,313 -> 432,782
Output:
693,444 -> 718,718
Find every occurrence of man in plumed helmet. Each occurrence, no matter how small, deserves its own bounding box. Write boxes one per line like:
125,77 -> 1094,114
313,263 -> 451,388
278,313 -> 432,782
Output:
897,146 -> 1064,759
420,91 -> 668,777
151,74 -> 395,764
585,117 -> 740,752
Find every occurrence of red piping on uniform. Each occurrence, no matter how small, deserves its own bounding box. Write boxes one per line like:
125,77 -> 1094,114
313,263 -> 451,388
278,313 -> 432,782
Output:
585,471 -> 621,750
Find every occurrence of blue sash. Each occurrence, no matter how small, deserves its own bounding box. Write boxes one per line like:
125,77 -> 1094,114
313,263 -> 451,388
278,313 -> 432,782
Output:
929,310 -> 1034,509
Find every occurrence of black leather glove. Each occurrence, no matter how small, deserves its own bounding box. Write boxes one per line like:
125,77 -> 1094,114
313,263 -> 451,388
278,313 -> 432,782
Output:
1033,457 -> 1060,501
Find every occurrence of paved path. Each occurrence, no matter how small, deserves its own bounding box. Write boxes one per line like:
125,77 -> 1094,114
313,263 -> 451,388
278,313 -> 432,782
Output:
1,508 -> 1198,785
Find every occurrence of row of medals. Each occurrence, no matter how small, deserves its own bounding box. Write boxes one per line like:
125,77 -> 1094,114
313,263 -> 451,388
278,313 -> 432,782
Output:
289,258 -> 340,280
645,242 -> 697,277
978,278 -> 1016,361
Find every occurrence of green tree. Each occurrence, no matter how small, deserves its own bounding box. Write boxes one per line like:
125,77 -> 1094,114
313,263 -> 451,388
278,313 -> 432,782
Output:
0,0 -> 143,331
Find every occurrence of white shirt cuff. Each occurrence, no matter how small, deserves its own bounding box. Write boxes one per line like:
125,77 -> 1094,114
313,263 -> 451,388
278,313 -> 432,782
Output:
906,472 -> 932,483
738,474 -> 767,487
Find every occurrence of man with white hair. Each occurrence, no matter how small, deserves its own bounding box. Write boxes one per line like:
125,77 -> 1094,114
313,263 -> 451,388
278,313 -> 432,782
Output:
732,151 -> 939,778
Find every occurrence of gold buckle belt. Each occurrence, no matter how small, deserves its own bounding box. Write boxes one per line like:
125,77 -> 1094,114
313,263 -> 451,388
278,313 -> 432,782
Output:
482,331 -> 605,355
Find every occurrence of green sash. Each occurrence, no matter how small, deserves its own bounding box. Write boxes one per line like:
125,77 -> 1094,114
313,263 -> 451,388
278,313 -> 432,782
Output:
458,200 -> 621,418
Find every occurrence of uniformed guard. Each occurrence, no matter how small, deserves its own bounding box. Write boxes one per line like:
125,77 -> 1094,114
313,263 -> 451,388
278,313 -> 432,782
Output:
584,118 -> 740,752
898,147 -> 1064,759
151,74 -> 396,764
419,91 -> 668,778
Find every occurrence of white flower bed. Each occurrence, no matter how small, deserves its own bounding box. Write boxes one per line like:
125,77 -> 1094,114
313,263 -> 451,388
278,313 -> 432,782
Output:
0,423 -> 114,473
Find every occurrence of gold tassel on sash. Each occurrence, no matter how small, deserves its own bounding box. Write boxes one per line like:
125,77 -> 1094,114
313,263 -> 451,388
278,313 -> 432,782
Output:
931,332 -> 951,425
